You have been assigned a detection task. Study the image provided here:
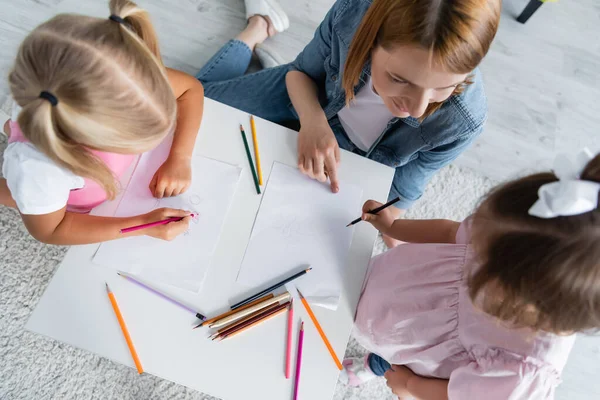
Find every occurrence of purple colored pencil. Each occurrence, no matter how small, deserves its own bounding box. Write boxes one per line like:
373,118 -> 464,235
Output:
293,321 -> 304,400
117,272 -> 205,320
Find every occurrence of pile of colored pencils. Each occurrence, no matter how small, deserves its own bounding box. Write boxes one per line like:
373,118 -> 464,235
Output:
195,267 -> 312,341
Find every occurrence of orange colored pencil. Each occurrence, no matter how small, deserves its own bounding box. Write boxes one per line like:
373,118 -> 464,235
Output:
105,283 -> 143,374
296,288 -> 343,370
194,293 -> 275,329
250,116 -> 263,185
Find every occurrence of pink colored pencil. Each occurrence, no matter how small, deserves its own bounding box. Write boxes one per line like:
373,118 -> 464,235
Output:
285,300 -> 294,379
120,213 -> 196,234
293,321 -> 304,400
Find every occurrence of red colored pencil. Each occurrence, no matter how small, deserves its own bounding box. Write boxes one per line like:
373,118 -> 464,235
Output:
120,213 -> 196,234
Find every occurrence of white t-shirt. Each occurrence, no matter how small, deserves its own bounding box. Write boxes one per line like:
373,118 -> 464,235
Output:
2,103 -> 84,215
337,76 -> 395,152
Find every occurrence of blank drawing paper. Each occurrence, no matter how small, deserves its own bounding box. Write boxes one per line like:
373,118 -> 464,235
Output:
237,162 -> 363,310
93,136 -> 241,293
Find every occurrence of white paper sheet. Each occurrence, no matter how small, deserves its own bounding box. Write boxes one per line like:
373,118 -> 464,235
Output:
93,136 -> 241,293
236,162 -> 363,310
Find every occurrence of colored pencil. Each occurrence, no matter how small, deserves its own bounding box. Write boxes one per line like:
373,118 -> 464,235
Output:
346,197 -> 401,227
296,288 -> 343,370
285,300 -> 294,379
250,116 -> 263,186
240,124 -> 261,195
210,292 -> 291,329
118,272 -> 205,320
293,321 -> 304,400
105,283 -> 143,374
194,293 -> 275,329
231,267 -> 312,310
208,302 -> 281,339
121,213 -> 196,234
215,302 -> 289,341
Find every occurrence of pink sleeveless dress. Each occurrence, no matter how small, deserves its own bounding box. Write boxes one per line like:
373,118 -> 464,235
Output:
8,120 -> 135,213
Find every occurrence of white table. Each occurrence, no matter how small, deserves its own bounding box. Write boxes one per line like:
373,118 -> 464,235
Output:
26,99 -> 394,400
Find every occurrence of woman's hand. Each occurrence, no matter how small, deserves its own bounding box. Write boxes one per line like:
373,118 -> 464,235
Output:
384,365 -> 416,399
141,208 -> 191,241
297,119 -> 340,193
361,200 -> 396,234
150,154 -> 192,198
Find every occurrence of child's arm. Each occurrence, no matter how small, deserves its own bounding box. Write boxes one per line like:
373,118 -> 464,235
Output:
385,365 -> 449,400
21,207 -> 191,245
407,375 -> 449,400
361,200 -> 460,244
150,68 -> 205,198
0,178 -> 17,208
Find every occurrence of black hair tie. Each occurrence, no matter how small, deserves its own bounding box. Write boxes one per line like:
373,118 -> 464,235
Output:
109,14 -> 126,24
39,91 -> 58,106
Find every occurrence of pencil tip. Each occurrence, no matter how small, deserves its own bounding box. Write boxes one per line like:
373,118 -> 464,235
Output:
239,124 -> 243,131
105,282 -> 110,292
345,223 -> 351,227
192,323 -> 202,330
296,288 -> 304,299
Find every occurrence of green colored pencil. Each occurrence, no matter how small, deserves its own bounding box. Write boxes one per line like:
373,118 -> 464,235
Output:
240,124 -> 261,194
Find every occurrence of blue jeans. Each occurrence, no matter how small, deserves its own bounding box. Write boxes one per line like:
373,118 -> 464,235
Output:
196,40 -> 359,151
368,353 -> 391,376
196,40 -> 295,123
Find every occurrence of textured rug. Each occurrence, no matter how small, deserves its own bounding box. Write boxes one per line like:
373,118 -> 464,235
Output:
0,131 -> 495,399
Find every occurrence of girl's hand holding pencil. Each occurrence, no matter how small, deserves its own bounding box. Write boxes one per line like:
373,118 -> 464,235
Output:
360,200 -> 396,233
129,208 -> 192,241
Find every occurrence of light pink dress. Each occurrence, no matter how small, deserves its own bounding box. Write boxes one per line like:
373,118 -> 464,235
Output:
354,219 -> 576,399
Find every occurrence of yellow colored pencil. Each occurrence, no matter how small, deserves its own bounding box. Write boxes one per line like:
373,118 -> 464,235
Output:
250,116 -> 263,185
296,288 -> 343,370
105,283 -> 143,374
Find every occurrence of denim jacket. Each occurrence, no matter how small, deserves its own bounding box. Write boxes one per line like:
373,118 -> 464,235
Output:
290,0 -> 488,208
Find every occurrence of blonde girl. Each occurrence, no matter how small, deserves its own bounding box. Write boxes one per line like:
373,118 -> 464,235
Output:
1,0 -> 205,245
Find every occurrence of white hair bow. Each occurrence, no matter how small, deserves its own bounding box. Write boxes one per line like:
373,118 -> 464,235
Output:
528,148 -> 600,218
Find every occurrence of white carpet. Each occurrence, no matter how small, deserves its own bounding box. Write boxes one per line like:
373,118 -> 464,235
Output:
0,126 -> 500,400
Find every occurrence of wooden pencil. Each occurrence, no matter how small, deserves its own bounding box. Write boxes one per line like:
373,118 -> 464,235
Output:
231,267 -> 312,310
250,116 -> 263,186
194,293 -> 275,329
240,124 -> 261,194
297,288 -> 343,370
215,302 -> 289,341
105,283 -> 143,374
210,292 -> 291,329
209,302 -> 281,339
293,321 -> 304,400
211,301 -> 288,340
346,196 -> 401,227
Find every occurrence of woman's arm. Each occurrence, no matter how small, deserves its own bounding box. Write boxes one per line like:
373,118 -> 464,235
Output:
21,207 -> 191,245
150,68 -> 205,198
286,71 -> 340,192
361,200 -> 459,244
